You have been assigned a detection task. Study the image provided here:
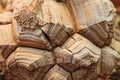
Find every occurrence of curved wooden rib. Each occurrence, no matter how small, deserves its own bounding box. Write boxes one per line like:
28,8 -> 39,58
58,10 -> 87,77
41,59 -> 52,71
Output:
13,0 -> 75,47
67,0 -> 115,29
5,47 -> 55,80
6,47 -> 55,70
43,65 -> 72,80
17,28 -> 52,50
66,0 -> 115,47
13,7 -> 52,50
100,47 -> 120,77
41,0 -> 75,31
42,23 -> 71,47
54,33 -> 101,72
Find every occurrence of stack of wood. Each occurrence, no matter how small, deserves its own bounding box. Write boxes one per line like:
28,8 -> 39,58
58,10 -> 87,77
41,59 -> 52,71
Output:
0,0 -> 119,80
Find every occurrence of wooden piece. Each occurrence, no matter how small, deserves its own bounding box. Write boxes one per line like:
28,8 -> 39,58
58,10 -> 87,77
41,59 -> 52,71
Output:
0,12 -> 12,24
66,0 -> 116,30
100,47 -> 120,77
43,65 -> 72,80
79,21 -> 112,47
66,0 -> 115,47
13,7 -> 52,50
0,0 -> 118,80
5,47 -> 55,80
16,27 -> 53,50
72,65 -> 98,80
13,0 -> 75,47
42,23 -> 71,47
101,0 -> 116,22
0,24 -> 16,45
54,33 -> 101,72
6,47 -> 55,70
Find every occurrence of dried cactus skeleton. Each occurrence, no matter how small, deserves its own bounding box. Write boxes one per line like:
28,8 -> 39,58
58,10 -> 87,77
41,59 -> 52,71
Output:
0,0 -> 120,80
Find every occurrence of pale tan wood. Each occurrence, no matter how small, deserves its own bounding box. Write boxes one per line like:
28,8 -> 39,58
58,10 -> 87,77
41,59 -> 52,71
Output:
67,0 -> 116,30
42,0 -> 75,29
43,65 -> 72,80
12,6 -> 53,50
5,0 -> 23,11
13,0 -> 75,31
110,39 -> 120,53
16,27 -> 53,50
42,23 -> 71,47
6,47 -> 55,70
0,24 -> 16,45
100,47 -> 120,77
13,0 -> 76,47
101,0 -> 116,22
54,33 -> 101,72
110,14 -> 120,54
66,0 -> 115,48
0,12 -> 12,24
5,47 -> 55,80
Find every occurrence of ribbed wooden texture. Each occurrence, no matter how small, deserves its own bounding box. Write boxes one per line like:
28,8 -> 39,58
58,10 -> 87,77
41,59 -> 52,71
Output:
110,14 -> 120,53
6,47 -> 55,80
67,0 -> 116,47
43,65 -> 72,80
54,33 -> 101,72
0,0 -> 119,80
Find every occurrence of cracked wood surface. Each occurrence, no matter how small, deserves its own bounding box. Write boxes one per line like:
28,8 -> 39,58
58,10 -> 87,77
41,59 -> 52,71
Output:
0,0 -> 119,80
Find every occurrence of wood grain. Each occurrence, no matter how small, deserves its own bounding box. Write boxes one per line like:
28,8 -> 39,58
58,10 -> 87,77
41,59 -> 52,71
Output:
0,24 -> 16,45
5,47 -> 55,80
0,0 -> 119,80
54,33 -> 101,72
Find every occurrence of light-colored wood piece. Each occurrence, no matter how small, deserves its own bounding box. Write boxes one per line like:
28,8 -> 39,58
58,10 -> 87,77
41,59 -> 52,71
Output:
54,33 -> 101,72
0,24 -> 16,45
44,65 -> 72,80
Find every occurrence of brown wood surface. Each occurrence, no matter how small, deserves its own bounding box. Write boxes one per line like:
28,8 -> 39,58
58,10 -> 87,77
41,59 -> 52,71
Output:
0,0 -> 119,80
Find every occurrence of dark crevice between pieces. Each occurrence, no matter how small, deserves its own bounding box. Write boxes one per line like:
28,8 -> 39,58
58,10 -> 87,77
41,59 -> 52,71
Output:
109,65 -> 120,80
0,71 -> 6,80
0,22 -> 11,25
56,0 -> 66,3
41,64 -> 55,80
